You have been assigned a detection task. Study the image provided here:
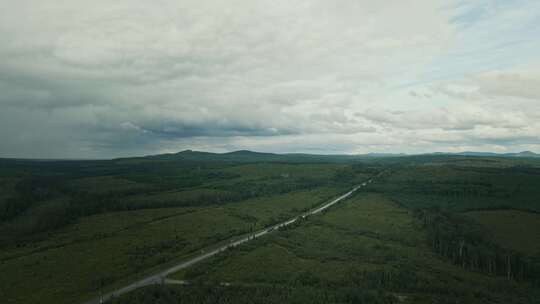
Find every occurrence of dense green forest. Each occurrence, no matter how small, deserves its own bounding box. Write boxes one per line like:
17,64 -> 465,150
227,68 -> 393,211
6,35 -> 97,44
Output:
1,153 -> 540,303
415,209 -> 540,282
0,156 -> 370,246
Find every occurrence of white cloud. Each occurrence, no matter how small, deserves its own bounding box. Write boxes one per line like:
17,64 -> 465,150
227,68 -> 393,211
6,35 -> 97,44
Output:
0,0 -> 539,158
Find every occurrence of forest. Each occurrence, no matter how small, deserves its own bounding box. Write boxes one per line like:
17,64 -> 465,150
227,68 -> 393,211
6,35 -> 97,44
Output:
1,154 -> 540,304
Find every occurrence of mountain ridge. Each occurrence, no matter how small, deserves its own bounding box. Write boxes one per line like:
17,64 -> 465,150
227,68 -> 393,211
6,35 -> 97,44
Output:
143,149 -> 539,163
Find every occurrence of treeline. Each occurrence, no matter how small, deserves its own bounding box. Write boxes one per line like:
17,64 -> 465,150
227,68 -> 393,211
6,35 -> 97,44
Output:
66,175 -> 331,216
384,180 -> 509,199
123,170 -> 239,192
1,161 -> 373,225
451,165 -> 540,176
0,175 -> 68,222
0,172 -> 348,244
218,176 -> 327,199
0,174 -> 155,226
0,161 -> 375,246
414,209 -> 540,283
0,159 -> 237,223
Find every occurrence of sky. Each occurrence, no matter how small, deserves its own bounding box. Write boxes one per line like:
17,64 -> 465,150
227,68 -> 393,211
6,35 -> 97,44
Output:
1,0 -> 540,159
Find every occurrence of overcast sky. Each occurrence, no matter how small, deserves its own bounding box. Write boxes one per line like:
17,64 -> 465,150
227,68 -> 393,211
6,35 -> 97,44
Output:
1,0 -> 539,158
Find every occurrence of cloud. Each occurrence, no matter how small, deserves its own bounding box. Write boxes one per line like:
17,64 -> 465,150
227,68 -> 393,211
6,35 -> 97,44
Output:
0,0 -> 539,158
476,69 -> 540,100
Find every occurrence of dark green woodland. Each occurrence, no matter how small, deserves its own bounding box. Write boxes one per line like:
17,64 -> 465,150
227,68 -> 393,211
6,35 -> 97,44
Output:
1,151 -> 540,303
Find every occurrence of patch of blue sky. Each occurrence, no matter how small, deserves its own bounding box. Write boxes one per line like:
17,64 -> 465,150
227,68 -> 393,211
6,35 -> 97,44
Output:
449,0 -> 532,21
451,4 -> 487,27
426,40 -> 534,81
395,0 -> 540,91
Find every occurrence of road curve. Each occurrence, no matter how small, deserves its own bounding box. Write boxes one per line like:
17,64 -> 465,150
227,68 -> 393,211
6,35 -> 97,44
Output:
82,179 -> 374,304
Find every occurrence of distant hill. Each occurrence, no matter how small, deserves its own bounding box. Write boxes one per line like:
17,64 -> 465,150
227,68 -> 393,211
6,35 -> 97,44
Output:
504,151 -> 540,158
146,150 -> 360,163
3,150 -> 538,163
143,149 -> 540,163
428,151 -> 540,158
363,153 -> 408,158
144,150 -> 408,163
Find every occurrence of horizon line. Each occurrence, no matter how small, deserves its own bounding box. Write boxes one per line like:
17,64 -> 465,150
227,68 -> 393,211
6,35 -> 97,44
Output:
0,149 -> 538,162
